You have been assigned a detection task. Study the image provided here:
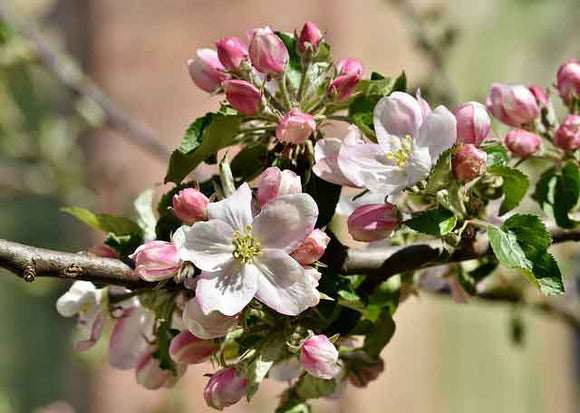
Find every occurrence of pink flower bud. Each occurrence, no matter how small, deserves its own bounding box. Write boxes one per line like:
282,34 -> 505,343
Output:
222,79 -> 261,115
204,367 -> 247,410
172,188 -> 209,225
290,229 -> 330,265
129,241 -> 181,282
275,109 -> 316,144
187,49 -> 229,93
216,36 -> 248,72
169,331 -> 217,365
486,83 -> 540,127
249,26 -> 289,75
347,204 -> 398,242
505,129 -> 542,158
529,85 -> 549,107
452,144 -> 487,183
556,59 -> 580,104
298,21 -> 323,54
336,58 -> 364,76
555,115 -> 580,152
135,350 -> 185,390
300,335 -> 339,380
328,72 -> 360,102
453,101 -> 491,146
257,167 -> 302,206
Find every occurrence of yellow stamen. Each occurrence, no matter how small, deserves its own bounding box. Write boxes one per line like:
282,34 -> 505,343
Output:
232,225 -> 261,264
385,135 -> 413,168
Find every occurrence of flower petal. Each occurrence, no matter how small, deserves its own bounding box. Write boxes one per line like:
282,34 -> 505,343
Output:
254,249 -> 319,316
183,298 -> 238,339
173,222 -> 235,272
195,262 -> 259,316
406,146 -> 432,186
374,92 -> 424,147
109,306 -> 155,370
416,105 -> 457,162
207,182 -> 253,232
252,194 -> 318,251
338,142 -> 388,188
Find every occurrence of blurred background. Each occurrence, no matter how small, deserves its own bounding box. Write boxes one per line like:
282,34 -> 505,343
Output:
0,0 -> 579,412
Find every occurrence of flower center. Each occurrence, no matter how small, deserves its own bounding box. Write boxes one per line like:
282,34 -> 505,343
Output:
385,135 -> 413,167
232,225 -> 261,264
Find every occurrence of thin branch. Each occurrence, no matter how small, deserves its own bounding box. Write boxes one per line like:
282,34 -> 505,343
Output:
0,239 -> 146,289
0,3 -> 170,161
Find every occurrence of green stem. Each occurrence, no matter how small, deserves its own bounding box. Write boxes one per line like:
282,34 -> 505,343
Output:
327,115 -> 351,122
279,72 -> 293,109
297,59 -> 311,104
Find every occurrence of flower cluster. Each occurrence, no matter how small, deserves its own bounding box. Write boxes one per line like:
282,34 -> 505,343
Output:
55,21 -> 578,412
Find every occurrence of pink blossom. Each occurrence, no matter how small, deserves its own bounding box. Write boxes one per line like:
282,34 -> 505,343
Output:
300,335 -> 339,379
505,129 -> 542,158
275,109 -> 316,144
216,36 -> 248,72
135,349 -> 185,390
290,229 -> 330,265
172,188 -> 209,225
222,79 -> 261,115
348,204 -> 398,242
169,331 -> 217,365
187,49 -> 229,93
109,306 -> 155,370
129,241 -> 181,282
249,26 -> 288,75
298,21 -> 323,54
453,101 -> 490,146
556,58 -> 580,104
204,367 -> 247,410
257,167 -> 302,206
486,83 -> 540,127
452,144 -> 487,182
336,58 -> 364,76
555,115 -> 580,152
328,72 -> 360,102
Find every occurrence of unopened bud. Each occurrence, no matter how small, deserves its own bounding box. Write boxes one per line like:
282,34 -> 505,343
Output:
556,59 -> 580,104
300,334 -> 339,380
505,129 -> 542,158
554,115 -> 580,152
290,229 -> 330,265
257,167 -> 302,206
486,83 -> 540,127
204,367 -> 247,410
216,36 -> 248,72
249,26 -> 289,75
452,144 -> 487,182
347,204 -> 398,242
222,79 -> 261,115
275,109 -> 316,144
453,101 -> 490,146
169,331 -> 217,365
172,188 -> 209,225
187,49 -> 229,93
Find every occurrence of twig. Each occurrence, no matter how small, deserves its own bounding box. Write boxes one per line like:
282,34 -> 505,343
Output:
0,2 -> 170,161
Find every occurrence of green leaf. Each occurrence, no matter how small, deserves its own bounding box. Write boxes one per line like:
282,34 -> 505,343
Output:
425,149 -> 453,195
404,207 -> 457,236
392,71 -> 407,92
481,141 -> 508,167
295,376 -> 336,400
230,144 -> 269,183
275,391 -> 311,413
488,165 -> 530,215
63,207 -> 142,236
533,167 -> 557,220
104,233 -> 143,259
154,183 -> 193,241
275,31 -> 302,91
363,310 -> 396,358
245,335 -> 285,400
134,188 -> 157,241
304,174 -> 342,227
165,113 -> 242,184
488,214 -> 564,295
554,161 -> 580,229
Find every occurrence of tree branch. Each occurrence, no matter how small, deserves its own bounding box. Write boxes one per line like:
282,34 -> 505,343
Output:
0,3 -> 171,161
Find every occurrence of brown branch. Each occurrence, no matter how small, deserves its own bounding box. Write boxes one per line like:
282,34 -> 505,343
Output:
0,239 -> 146,289
0,3 -> 171,161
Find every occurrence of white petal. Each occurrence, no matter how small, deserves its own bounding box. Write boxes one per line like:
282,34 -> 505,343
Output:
195,262 -> 259,316
314,138 -> 341,163
374,92 -> 423,146
173,222 -> 235,272
109,306 -> 155,370
56,281 -> 98,317
338,143 -> 389,188
183,298 -> 238,339
416,105 -> 457,162
360,167 -> 407,196
342,125 -> 365,145
207,182 -> 253,232
254,249 -> 319,316
406,146 -> 432,186
252,194 -> 318,252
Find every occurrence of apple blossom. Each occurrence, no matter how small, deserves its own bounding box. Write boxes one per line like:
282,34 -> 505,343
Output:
347,204 -> 398,242
452,144 -> 487,183
338,91 -> 457,196
204,367 -> 247,410
222,79 -> 261,115
298,21 -> 323,54
187,49 -> 228,93
129,241 -> 181,282
169,331 -> 217,365
172,188 -> 209,225
182,298 -> 238,339
505,129 -> 542,158
556,58 -> 580,104
336,58 -> 364,76
135,349 -> 186,390
257,167 -> 302,206
290,229 -> 330,265
554,115 -> 580,151
249,26 -> 288,75
275,109 -> 316,144
453,101 -> 490,146
300,334 -> 339,380
56,281 -> 106,352
109,305 -> 155,370
328,72 -> 360,102
216,36 -> 248,72
174,183 -> 320,316
486,83 -> 540,127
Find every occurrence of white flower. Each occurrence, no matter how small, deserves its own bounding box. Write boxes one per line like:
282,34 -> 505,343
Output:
338,91 -> 456,196
182,297 -> 238,339
56,281 -> 106,351
108,305 -> 155,370
174,183 -> 320,316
